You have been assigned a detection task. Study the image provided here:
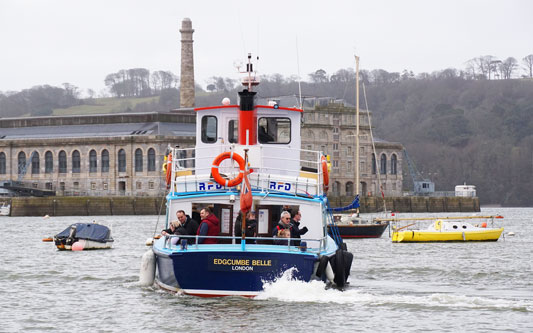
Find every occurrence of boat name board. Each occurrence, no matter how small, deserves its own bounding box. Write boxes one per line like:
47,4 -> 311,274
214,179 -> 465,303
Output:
209,255 -> 276,272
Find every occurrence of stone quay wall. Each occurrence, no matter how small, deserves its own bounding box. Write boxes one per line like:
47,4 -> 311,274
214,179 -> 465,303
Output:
330,195 -> 480,213
5,196 -> 166,216
2,195 -> 479,216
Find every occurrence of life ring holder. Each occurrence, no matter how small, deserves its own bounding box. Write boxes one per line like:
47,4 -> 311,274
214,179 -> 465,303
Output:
211,152 -> 246,187
321,155 -> 329,192
165,153 -> 172,188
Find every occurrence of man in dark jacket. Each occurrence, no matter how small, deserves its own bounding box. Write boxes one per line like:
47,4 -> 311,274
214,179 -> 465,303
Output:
290,209 -> 308,246
176,210 -> 199,244
197,207 -> 220,244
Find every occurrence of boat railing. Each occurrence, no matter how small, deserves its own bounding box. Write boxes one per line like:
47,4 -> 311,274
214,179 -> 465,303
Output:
379,215 -> 504,230
169,145 -> 326,197
162,234 -> 328,254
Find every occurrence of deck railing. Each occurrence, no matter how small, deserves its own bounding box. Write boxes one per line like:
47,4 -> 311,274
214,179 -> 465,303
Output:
168,145 -> 326,197
162,234 -> 328,254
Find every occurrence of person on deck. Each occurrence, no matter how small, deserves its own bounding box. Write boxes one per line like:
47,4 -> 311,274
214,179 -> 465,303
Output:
197,207 -> 220,244
272,211 -> 294,245
290,210 -> 308,246
161,220 -> 182,245
176,210 -> 199,244
234,210 -> 258,244
274,228 -> 291,245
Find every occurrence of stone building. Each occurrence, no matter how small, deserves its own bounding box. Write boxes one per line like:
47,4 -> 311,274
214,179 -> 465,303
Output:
0,112 -> 195,196
262,96 -> 404,199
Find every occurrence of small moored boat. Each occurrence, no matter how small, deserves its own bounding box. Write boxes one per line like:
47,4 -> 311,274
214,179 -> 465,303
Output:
0,202 -> 10,216
54,223 -> 114,250
386,215 -> 504,243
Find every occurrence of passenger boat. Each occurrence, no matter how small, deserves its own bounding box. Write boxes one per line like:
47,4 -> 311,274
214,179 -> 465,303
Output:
145,54 -> 353,297
53,223 -> 114,250
385,215 -> 504,242
0,202 -> 10,216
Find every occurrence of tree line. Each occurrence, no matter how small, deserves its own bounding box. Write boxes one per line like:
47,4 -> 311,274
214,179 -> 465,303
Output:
104,68 -> 178,97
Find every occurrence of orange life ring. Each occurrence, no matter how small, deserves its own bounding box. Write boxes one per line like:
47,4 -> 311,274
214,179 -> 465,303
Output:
165,153 -> 172,187
321,155 -> 329,192
211,152 -> 245,187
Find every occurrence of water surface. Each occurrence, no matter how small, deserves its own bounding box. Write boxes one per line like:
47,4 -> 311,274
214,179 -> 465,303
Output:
0,208 -> 531,332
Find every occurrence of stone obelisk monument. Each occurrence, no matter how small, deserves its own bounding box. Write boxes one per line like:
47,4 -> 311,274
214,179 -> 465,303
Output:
179,18 -> 195,108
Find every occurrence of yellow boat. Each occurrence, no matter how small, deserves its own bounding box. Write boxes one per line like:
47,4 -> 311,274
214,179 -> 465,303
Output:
383,215 -> 504,243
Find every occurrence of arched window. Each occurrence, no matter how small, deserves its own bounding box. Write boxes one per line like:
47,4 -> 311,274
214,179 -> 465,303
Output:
45,151 -> 53,173
372,154 -> 376,174
147,148 -> 156,171
391,154 -> 397,175
380,154 -> 387,175
118,149 -> 126,172
333,181 -> 341,196
345,181 -> 354,197
72,150 -> 80,173
18,151 -> 26,174
31,152 -> 40,174
0,152 -> 6,174
89,150 -> 97,173
135,148 -> 143,172
58,151 -> 67,173
101,150 -> 109,173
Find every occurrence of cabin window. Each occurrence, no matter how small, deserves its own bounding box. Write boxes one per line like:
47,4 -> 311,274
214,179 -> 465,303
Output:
228,119 -> 238,143
201,116 -> 217,143
258,117 -> 290,144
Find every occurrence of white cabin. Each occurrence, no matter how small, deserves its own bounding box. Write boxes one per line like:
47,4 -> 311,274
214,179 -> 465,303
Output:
455,184 -> 476,197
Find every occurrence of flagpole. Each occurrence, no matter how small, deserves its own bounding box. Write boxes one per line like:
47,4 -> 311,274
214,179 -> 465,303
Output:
241,149 -> 249,250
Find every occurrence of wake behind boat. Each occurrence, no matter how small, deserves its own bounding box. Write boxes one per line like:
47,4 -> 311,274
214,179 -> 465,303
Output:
141,54 -> 353,297
386,215 -> 504,242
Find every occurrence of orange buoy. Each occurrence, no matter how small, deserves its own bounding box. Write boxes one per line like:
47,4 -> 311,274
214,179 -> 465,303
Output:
211,152 -> 246,187
321,155 -> 329,192
165,153 -> 172,188
42,237 -> 53,242
480,222 -> 487,228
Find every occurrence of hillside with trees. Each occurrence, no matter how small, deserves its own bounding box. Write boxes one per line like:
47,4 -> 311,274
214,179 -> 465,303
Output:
1,55 -> 532,206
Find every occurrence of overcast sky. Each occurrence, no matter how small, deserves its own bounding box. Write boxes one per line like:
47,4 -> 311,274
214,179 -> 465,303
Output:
1,0 -> 532,95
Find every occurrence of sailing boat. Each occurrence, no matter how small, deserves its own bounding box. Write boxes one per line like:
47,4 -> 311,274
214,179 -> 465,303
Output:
327,56 -> 389,239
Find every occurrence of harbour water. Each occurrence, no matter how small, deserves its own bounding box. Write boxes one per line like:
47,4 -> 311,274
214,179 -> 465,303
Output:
1,207 -> 531,332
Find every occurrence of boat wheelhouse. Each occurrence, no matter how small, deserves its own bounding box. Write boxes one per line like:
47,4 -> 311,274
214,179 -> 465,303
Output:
148,55 -> 353,297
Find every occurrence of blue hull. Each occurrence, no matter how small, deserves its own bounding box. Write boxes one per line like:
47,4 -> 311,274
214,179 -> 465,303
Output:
153,241 -> 319,297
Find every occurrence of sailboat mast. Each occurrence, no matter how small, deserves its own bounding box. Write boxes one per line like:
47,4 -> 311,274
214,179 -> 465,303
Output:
355,55 -> 360,197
